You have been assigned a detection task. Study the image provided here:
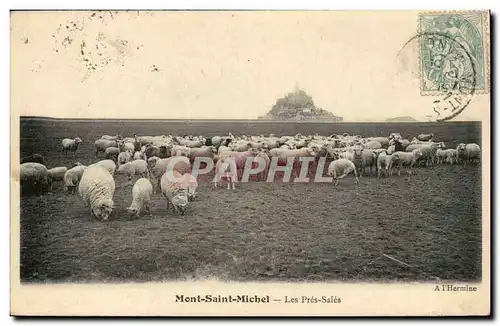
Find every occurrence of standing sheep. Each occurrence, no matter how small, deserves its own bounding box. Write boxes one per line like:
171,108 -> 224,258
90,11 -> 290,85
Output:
160,170 -> 190,216
104,147 -> 120,161
117,150 -> 133,167
78,166 -> 115,221
47,166 -> 68,191
94,139 -> 118,158
64,164 -> 87,194
376,151 -> 392,178
147,156 -> 191,192
326,159 -> 359,186
117,159 -> 149,181
62,137 -> 83,156
214,156 -> 238,190
20,162 -> 49,196
457,143 -> 481,166
390,149 -> 423,176
126,178 -> 153,218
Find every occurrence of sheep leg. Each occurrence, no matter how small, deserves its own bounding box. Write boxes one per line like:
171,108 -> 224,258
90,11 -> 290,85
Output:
145,203 -> 153,217
232,177 -> 236,190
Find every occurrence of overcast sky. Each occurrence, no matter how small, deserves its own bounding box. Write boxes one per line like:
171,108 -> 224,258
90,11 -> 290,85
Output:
11,11 -> 489,121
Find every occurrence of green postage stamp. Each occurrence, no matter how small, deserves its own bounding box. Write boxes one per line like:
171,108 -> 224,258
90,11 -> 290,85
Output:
418,11 -> 490,95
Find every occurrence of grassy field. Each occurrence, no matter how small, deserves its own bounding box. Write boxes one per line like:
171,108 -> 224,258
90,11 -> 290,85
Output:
19,118 -> 482,283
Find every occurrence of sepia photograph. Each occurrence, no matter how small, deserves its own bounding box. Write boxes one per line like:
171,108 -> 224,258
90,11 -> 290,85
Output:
10,9 -> 490,316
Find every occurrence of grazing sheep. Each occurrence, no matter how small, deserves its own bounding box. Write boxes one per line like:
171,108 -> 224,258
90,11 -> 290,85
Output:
47,166 -> 68,190
62,137 -> 83,156
214,156 -> 238,190
117,150 -> 133,167
147,156 -> 191,192
390,149 -> 423,176
63,164 -> 87,194
326,159 -> 359,186
20,153 -> 45,165
88,159 -> 116,175
94,139 -> 118,157
376,151 -> 393,177
117,159 -> 149,181
126,178 -> 153,218
160,170 -> 190,216
78,165 -> 115,221
20,162 -> 49,196
104,147 -> 120,161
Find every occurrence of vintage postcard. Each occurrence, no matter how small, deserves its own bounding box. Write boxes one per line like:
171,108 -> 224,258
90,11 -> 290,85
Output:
10,10 -> 490,316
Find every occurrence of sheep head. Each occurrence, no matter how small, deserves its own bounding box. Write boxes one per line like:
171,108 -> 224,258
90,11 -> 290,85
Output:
172,194 -> 188,216
94,198 -> 114,221
457,143 -> 467,152
147,156 -> 159,168
126,206 -> 139,217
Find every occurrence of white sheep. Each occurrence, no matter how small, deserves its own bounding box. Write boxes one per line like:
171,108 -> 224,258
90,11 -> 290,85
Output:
117,159 -> 149,181
63,165 -> 87,193
118,140 -> 135,153
326,159 -> 359,186
88,159 -> 116,175
133,150 -> 146,161
94,139 -> 118,157
78,165 -> 115,221
457,143 -> 481,166
126,178 -> 153,218
147,156 -> 191,192
117,150 -> 133,167
160,170 -> 190,216
47,166 -> 68,190
352,147 -> 377,177
104,147 -> 120,161
444,149 -> 458,164
61,137 -> 83,156
377,151 -> 393,178
214,156 -> 238,190
20,162 -> 50,196
390,149 -> 423,176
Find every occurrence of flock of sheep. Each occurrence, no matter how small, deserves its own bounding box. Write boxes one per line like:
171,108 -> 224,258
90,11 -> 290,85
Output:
19,131 -> 481,221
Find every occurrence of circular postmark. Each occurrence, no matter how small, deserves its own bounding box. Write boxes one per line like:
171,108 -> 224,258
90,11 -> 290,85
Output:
397,31 -> 477,122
